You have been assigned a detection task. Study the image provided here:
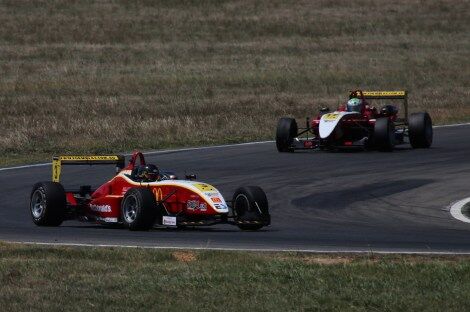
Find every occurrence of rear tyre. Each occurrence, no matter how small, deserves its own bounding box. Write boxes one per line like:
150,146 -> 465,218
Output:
374,117 -> 395,152
409,112 -> 433,148
30,182 -> 66,226
232,186 -> 270,231
121,188 -> 157,231
276,118 -> 297,152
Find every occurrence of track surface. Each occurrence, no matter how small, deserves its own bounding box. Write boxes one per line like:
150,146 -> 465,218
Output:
1,125 -> 470,253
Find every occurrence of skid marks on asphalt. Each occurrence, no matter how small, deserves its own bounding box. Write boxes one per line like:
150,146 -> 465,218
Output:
291,179 -> 435,210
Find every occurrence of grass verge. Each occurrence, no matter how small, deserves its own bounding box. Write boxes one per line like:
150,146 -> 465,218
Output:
1,242 -> 470,311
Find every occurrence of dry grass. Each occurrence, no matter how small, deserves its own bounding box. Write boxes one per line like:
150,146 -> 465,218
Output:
0,0 -> 469,165
1,243 -> 470,311
172,251 -> 197,262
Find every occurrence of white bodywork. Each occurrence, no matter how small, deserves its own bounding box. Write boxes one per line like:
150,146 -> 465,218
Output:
319,111 -> 359,139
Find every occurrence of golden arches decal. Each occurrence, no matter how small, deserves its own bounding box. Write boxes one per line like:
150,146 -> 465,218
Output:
152,188 -> 163,201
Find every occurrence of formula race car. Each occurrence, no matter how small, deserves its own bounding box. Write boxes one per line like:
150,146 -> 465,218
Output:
276,90 -> 433,152
30,151 -> 270,231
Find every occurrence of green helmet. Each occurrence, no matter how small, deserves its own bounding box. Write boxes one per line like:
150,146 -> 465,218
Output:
347,98 -> 363,113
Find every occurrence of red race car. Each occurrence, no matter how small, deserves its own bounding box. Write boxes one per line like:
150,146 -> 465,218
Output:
30,151 -> 270,231
276,90 -> 433,152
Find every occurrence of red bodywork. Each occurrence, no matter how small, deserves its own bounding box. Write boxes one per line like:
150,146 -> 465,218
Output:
66,151 -> 228,224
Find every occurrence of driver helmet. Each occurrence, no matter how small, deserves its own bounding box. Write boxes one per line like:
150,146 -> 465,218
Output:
346,98 -> 364,113
136,164 -> 160,182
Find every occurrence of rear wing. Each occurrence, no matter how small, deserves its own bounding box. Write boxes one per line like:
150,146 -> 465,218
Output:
349,90 -> 409,122
52,155 -> 125,182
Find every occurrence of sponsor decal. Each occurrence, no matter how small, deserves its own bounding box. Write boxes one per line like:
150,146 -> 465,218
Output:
90,204 -> 112,213
194,183 -> 216,192
187,200 -> 199,210
59,155 -> 120,161
198,203 -> 207,211
96,217 -> 118,223
323,113 -> 340,121
152,188 -> 163,201
362,91 -> 405,97
187,200 -> 207,211
162,216 -> 177,226
204,192 -> 219,197
211,197 -> 222,203
214,203 -> 228,211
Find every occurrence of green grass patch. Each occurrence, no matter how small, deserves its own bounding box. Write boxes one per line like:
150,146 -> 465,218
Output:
1,242 -> 470,311
0,0 -> 469,165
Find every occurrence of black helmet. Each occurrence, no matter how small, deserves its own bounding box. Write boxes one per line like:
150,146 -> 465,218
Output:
136,164 -> 160,182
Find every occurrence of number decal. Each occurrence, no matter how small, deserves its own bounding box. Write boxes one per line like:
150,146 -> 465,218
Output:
194,183 -> 216,192
323,113 -> 340,121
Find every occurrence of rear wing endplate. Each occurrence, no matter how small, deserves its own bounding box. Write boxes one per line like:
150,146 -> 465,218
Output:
52,155 -> 125,182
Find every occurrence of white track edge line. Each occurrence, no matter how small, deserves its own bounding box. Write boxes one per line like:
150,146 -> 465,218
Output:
433,122 -> 470,128
2,121 -> 470,172
0,140 -> 274,172
4,240 -> 470,255
449,197 -> 470,223
141,140 -> 274,156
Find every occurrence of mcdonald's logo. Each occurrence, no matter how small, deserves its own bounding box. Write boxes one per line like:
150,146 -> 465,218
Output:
152,188 -> 163,201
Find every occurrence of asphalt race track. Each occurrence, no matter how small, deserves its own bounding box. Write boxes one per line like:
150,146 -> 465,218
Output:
1,125 -> 470,253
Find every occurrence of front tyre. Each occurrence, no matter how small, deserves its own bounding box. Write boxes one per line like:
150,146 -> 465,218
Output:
409,112 -> 433,148
276,118 -> 297,152
232,186 -> 270,231
374,117 -> 395,152
30,182 -> 66,226
121,188 -> 157,231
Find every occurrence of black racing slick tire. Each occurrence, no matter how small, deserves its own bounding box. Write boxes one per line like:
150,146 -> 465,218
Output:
276,117 -> 297,152
121,188 -> 157,231
374,117 -> 395,152
232,186 -> 270,231
30,182 -> 66,226
409,112 -> 433,148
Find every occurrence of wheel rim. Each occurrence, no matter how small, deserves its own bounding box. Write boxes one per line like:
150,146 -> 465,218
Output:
235,194 -> 251,216
123,195 -> 138,223
31,189 -> 46,219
